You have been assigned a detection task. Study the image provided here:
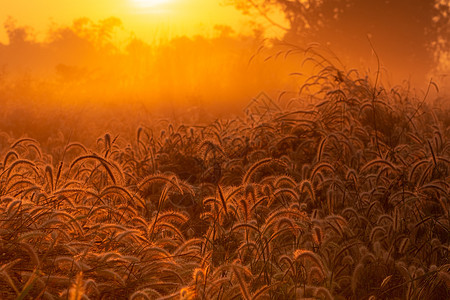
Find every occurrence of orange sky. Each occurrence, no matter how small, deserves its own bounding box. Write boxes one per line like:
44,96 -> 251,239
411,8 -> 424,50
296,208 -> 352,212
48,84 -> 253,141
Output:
0,0 -> 285,43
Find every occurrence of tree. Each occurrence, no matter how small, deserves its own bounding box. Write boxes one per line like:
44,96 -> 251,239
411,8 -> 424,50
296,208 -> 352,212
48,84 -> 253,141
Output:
230,0 -> 450,84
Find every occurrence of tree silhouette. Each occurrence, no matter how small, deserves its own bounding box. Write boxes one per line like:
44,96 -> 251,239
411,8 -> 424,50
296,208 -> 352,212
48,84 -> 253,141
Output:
231,0 -> 450,83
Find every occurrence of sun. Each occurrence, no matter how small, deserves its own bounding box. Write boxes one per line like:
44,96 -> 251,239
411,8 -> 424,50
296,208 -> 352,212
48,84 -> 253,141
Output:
132,0 -> 170,8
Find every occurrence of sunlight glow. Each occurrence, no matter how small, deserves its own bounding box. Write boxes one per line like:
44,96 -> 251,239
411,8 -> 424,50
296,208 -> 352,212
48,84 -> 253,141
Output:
132,0 -> 170,8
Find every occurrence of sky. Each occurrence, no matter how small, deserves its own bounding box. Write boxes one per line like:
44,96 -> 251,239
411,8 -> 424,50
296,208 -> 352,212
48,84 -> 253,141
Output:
0,1 -> 446,94
0,0 -> 283,43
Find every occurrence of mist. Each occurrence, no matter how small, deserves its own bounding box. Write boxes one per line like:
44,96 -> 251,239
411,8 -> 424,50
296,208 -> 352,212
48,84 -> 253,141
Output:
0,17 -> 304,144
0,11 -> 448,146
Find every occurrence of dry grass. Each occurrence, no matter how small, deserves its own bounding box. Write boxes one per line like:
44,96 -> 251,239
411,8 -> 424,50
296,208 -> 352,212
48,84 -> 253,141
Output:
0,63 -> 448,300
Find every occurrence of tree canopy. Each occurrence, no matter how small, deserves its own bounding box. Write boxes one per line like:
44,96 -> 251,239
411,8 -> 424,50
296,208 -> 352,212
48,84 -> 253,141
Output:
231,0 -> 450,84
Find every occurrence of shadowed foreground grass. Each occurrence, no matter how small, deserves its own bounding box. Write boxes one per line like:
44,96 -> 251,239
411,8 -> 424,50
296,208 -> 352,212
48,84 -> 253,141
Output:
0,66 -> 448,300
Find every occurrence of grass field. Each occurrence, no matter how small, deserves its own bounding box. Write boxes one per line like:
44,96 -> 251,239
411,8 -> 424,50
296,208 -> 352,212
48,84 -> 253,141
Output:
0,64 -> 448,299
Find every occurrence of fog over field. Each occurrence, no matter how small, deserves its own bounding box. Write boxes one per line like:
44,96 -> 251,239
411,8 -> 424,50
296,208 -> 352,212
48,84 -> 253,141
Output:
0,1 -> 448,299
